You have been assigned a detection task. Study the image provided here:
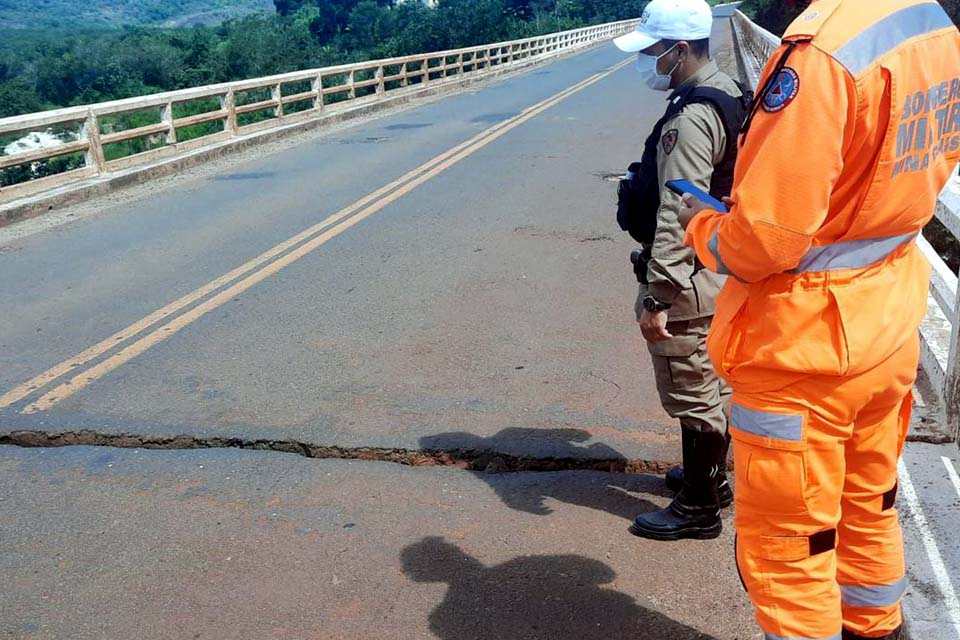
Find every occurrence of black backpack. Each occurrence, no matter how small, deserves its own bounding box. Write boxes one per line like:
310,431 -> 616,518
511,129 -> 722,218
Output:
617,81 -> 753,247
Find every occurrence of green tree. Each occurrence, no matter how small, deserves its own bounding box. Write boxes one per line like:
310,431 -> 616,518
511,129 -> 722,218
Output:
346,1 -> 397,51
740,0 -> 807,34
382,1 -> 440,56
0,80 -> 41,118
273,0 -> 308,16
433,0 -> 510,49
216,16 -> 289,78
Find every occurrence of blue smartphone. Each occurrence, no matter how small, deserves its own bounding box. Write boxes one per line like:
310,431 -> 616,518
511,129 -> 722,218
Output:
665,179 -> 729,213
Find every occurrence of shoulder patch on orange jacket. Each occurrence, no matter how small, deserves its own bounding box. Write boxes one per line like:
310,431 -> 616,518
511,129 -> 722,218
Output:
762,67 -> 800,113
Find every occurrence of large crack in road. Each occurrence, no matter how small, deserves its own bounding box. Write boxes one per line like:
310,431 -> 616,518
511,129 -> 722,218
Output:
0,429 -> 676,474
3,424 -> 950,474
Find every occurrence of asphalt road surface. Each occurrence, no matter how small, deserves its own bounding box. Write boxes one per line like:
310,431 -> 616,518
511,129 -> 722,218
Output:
0,37 -> 676,464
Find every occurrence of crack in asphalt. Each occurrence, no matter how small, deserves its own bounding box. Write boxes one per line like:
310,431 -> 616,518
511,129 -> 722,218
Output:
0,429 -> 676,475
2,427 -> 942,472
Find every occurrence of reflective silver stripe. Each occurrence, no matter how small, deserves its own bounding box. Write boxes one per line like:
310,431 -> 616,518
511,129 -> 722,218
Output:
731,404 -> 803,442
764,633 -> 841,640
707,230 -> 733,276
792,233 -> 917,274
840,577 -> 907,608
834,3 -> 954,75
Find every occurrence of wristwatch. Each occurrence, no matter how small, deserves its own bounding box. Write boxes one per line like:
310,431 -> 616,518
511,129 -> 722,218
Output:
642,296 -> 672,313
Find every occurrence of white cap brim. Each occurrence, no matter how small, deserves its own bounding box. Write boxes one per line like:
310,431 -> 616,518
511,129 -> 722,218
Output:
613,30 -> 660,53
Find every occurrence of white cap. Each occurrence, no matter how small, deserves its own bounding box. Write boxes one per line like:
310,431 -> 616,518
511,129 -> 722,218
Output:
613,0 -> 713,53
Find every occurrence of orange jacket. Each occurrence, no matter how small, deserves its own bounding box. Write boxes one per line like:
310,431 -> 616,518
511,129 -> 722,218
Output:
686,0 -> 960,393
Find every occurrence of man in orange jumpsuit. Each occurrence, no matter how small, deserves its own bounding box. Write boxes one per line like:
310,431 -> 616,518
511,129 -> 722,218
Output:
677,1 -> 960,638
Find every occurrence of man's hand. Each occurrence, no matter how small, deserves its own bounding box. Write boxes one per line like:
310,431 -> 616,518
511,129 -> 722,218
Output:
639,309 -> 673,343
678,194 -> 734,229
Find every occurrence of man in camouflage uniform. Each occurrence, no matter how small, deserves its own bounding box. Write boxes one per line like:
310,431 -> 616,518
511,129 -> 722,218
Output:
613,0 -> 748,540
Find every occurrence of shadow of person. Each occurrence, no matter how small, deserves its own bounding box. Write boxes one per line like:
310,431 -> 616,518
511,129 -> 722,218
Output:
477,468 -> 666,519
420,427 -> 626,463
401,537 -> 717,640
419,427 -> 672,519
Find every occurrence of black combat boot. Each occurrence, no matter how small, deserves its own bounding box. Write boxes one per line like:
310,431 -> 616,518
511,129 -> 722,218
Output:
842,626 -> 903,639
665,427 -> 733,507
629,427 -> 723,541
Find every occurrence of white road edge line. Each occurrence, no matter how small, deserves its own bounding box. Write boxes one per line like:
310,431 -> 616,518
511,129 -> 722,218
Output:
943,456 -> 960,500
898,458 -> 960,639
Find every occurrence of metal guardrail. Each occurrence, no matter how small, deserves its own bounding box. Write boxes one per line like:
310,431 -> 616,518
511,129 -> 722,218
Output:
0,19 -> 635,205
731,10 -> 960,438
730,9 -> 779,88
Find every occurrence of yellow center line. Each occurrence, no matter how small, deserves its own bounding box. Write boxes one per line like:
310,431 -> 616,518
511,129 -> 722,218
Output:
1,65 -> 614,412
13,56 -> 632,414
0,97 -> 521,411
1,123 -> 521,411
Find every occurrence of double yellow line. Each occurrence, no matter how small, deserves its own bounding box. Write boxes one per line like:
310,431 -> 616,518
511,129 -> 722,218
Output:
3,57 -> 632,415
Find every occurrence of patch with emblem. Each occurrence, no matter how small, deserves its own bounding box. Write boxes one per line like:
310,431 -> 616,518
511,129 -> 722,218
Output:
661,129 -> 678,155
762,67 -> 800,113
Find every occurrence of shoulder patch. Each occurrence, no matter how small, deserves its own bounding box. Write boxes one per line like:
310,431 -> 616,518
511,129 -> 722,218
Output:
661,129 -> 678,155
762,68 -> 800,113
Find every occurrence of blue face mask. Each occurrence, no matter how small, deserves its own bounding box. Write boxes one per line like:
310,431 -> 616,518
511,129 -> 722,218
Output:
635,44 -> 680,91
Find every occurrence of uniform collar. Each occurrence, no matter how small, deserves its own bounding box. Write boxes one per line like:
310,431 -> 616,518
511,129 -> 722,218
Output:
668,59 -> 720,100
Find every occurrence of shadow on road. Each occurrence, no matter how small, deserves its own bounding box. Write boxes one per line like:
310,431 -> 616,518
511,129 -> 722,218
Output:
420,427 -> 670,519
420,426 -> 626,463
401,536 -> 716,640
475,468 -> 664,519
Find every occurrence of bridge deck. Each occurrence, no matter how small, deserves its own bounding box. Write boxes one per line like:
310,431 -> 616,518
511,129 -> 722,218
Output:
0,43 -> 671,465
0,11 -> 957,640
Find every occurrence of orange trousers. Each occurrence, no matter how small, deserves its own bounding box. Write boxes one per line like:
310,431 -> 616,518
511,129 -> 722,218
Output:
731,338 -> 917,640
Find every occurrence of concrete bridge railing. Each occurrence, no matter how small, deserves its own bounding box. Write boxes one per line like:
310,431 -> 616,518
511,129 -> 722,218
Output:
731,10 -> 960,439
0,19 -> 635,209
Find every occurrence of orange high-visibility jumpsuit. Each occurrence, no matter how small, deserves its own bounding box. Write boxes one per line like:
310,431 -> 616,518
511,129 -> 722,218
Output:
684,1 -> 960,638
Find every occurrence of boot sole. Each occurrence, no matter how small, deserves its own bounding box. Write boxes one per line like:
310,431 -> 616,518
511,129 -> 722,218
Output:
627,521 -> 723,541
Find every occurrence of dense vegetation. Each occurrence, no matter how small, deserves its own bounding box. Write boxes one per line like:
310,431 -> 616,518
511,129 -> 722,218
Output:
0,0 -> 273,29
0,0 -> 644,119
736,0 -> 805,34
0,0 -> 643,187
